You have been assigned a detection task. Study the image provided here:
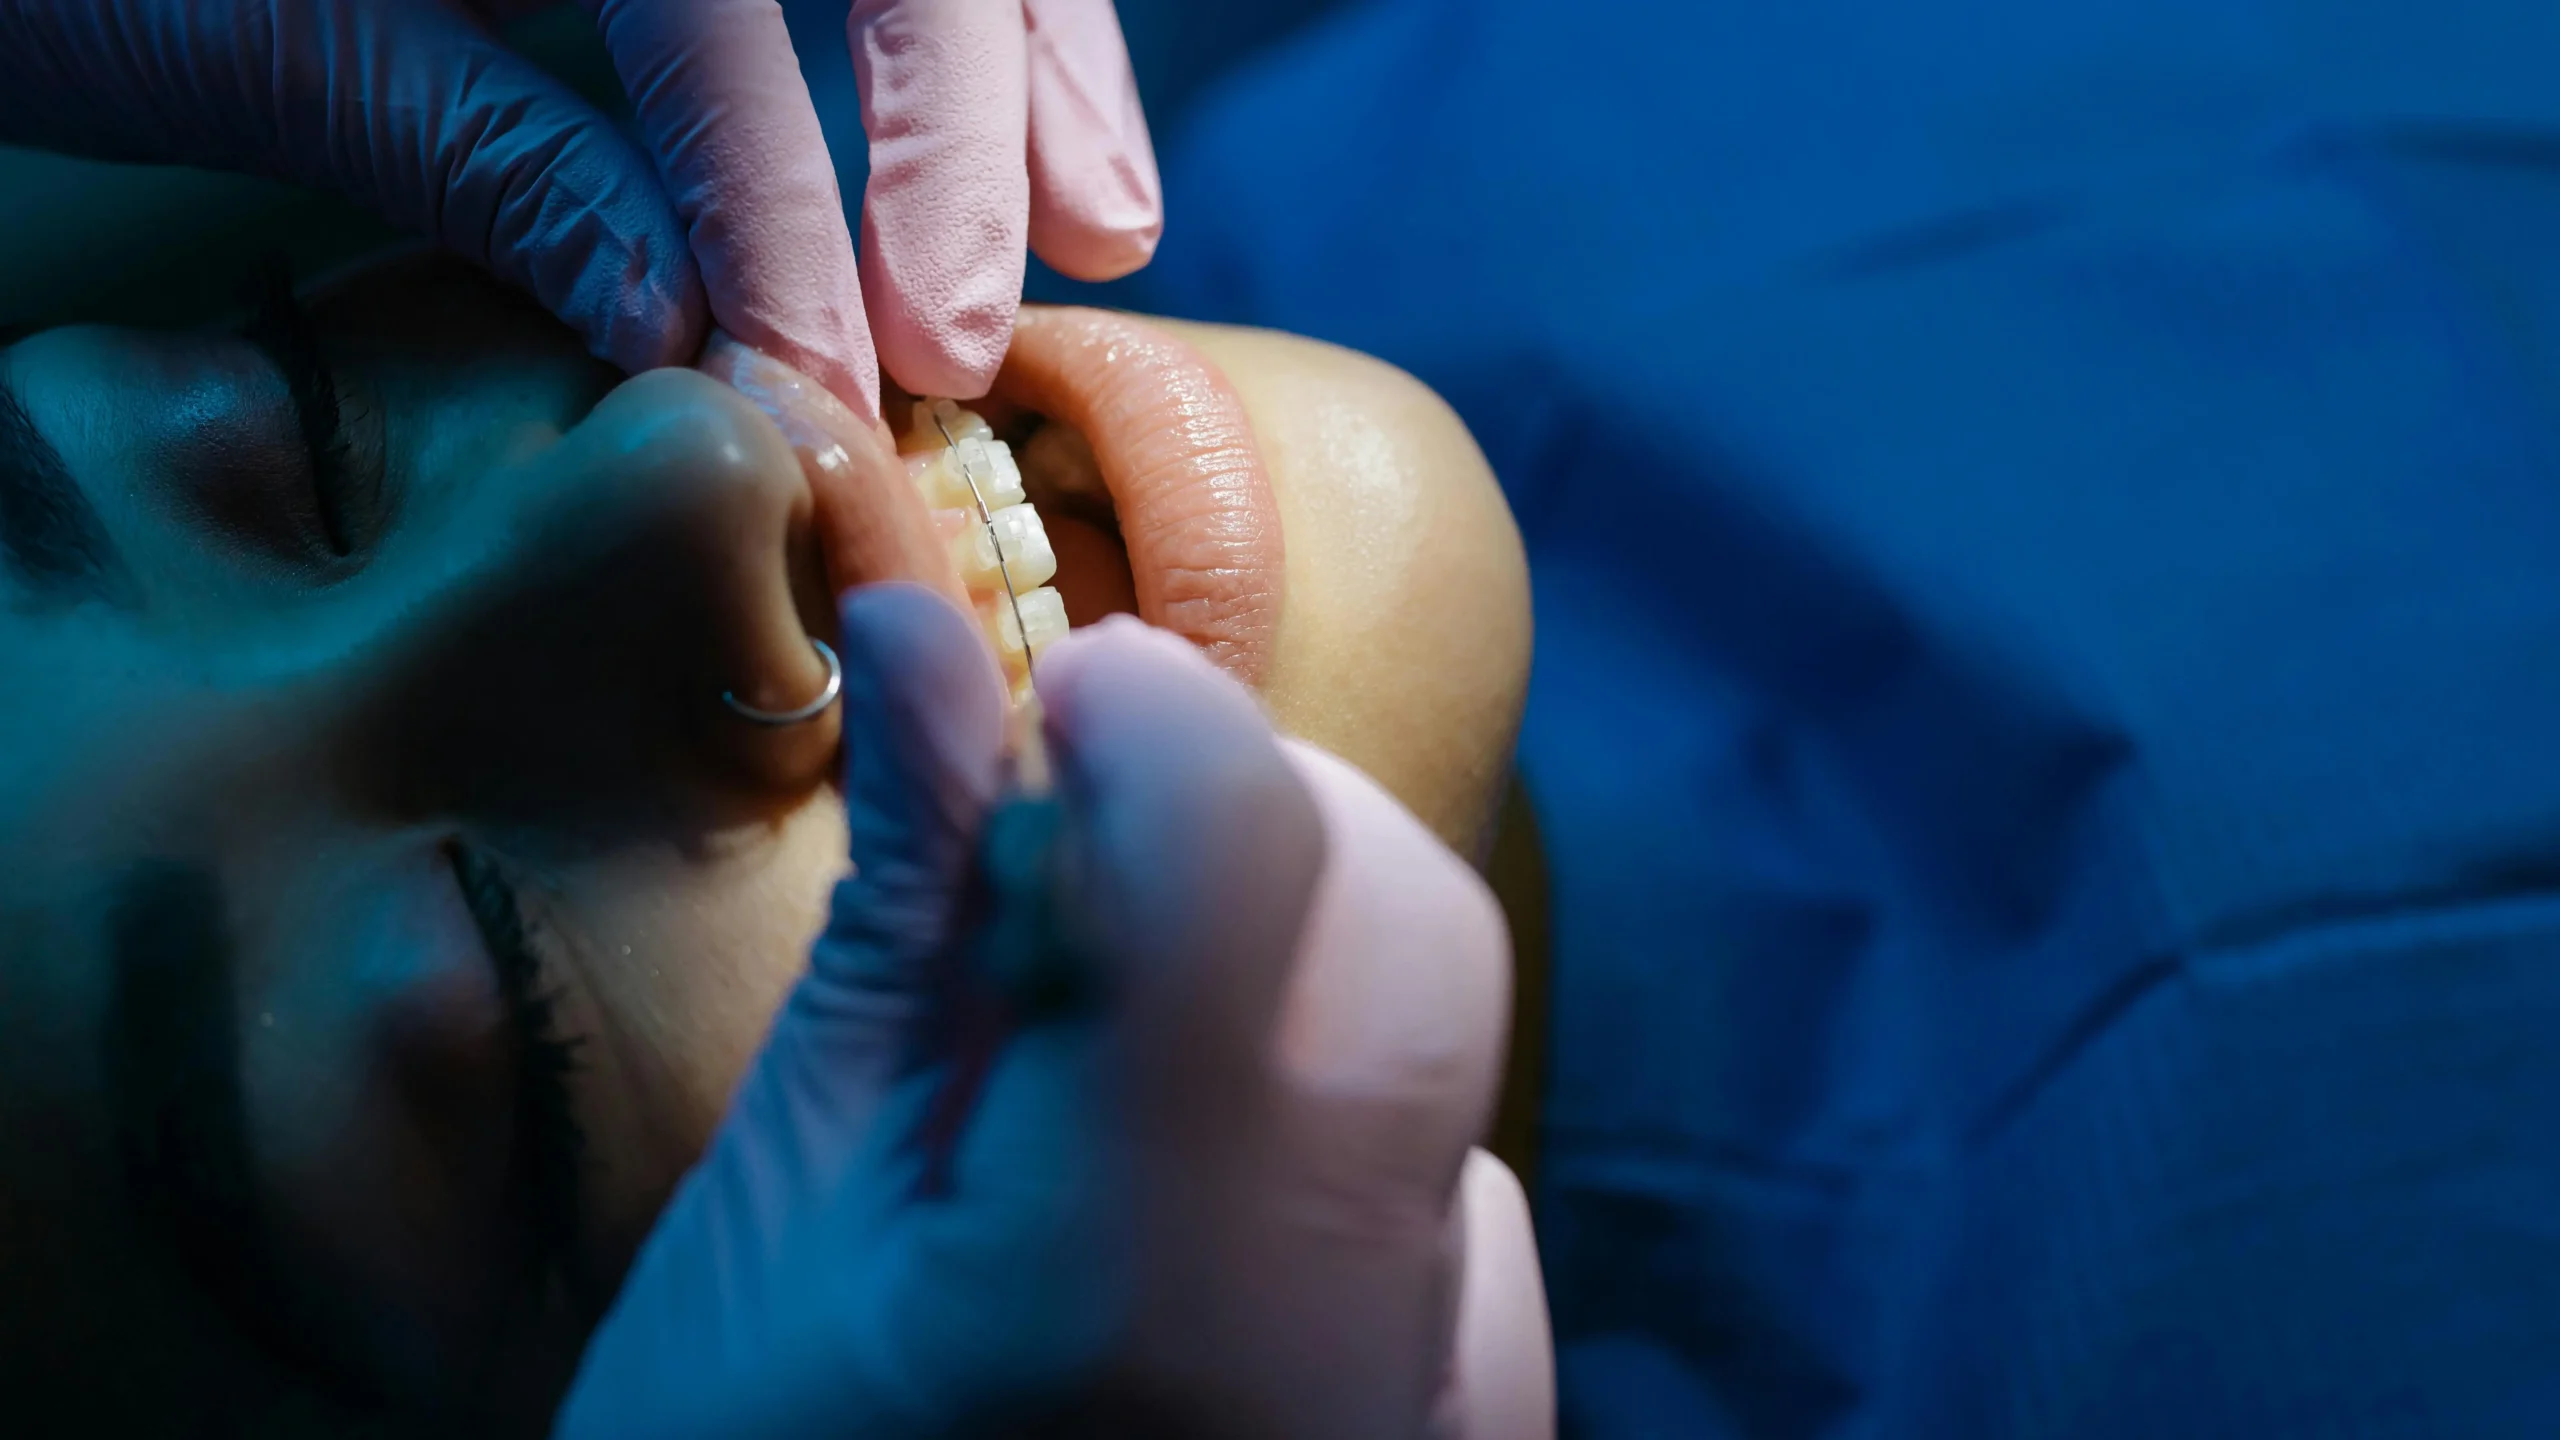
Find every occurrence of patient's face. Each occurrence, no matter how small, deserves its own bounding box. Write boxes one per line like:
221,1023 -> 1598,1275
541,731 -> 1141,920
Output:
0,256 -> 861,1429
0,255 -> 1527,1433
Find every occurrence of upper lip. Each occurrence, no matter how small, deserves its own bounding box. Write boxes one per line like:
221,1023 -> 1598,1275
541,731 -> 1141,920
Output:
977,306 -> 1285,689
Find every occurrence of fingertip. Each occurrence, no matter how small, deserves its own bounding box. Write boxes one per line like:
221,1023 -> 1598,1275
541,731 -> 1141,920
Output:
835,580 -> 1007,794
1031,613 -> 1194,700
1044,617 -> 1315,935
837,577 -> 959,647
1451,1149 -> 1556,1440
1024,0 -> 1163,282
859,236 -> 1021,401
1274,739 -> 1512,1148
1034,617 -> 1249,779
836,581 -> 990,700
1029,215 -> 1163,284
848,0 -> 1029,399
1285,740 -> 1511,954
574,251 -> 707,375
704,313 -> 883,427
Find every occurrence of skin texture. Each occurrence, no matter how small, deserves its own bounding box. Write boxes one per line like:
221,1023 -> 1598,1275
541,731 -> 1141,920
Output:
953,309 -> 1530,852
992,306 -> 1286,691
0,255 -> 1529,1433
1158,320 -> 1532,858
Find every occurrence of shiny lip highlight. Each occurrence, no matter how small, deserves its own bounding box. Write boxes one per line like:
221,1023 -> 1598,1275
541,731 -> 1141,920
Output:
986,307 -> 1283,689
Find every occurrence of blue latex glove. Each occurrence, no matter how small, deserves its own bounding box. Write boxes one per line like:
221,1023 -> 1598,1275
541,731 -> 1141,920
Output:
556,584 -> 1550,1438
0,0 -> 1160,420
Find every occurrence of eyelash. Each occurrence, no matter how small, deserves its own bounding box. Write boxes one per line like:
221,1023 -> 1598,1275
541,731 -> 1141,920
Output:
237,259 -> 361,558
448,844 -> 593,1310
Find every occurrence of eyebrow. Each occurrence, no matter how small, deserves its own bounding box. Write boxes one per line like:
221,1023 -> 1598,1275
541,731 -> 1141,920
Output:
0,360 -> 126,602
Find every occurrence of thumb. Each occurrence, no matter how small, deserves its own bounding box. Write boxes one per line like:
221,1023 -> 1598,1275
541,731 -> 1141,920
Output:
1038,616 -> 1324,1132
557,586 -> 1005,1440
801,582 -> 1008,1042
639,581 -> 1004,1260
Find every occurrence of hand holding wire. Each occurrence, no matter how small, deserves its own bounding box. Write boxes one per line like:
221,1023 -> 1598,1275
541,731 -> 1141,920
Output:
557,585 -> 1550,1438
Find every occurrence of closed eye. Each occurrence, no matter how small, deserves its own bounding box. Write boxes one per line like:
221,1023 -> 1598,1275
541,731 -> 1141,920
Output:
448,842 -> 596,1315
236,260 -> 369,561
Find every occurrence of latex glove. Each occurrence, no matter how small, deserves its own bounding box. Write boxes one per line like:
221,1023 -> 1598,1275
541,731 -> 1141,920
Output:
593,0 -> 1163,410
0,0 -> 1159,420
555,584 -> 1552,1439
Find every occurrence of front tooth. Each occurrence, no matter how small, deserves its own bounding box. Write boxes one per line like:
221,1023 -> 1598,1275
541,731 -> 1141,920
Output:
916,437 -> 1028,511
952,502 -> 1059,590
909,398 -> 995,450
986,585 -> 1070,661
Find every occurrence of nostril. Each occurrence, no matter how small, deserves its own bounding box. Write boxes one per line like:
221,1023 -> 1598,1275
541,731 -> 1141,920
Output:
344,368 -> 852,836
597,370 -> 849,800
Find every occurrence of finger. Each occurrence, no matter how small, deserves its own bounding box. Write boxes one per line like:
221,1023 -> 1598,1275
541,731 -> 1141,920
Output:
850,0 -> 1030,399
1037,615 -> 1323,1112
0,0 -> 704,374
1213,740 -> 1511,1439
810,582 -> 1007,999
1439,1151 -> 1556,1440
1276,740 -> 1512,1210
563,586 -> 1009,1440
1022,0 -> 1163,280
585,0 -> 881,416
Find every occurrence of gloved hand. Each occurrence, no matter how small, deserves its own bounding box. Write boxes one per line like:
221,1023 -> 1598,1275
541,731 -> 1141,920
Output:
0,0 -> 1159,420
554,584 -> 1553,1439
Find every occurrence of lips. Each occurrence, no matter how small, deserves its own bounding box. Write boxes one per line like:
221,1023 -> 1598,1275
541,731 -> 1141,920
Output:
984,306 -> 1283,690
713,309 -> 1284,693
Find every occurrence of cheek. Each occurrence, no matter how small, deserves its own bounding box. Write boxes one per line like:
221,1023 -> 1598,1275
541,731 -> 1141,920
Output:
548,795 -> 848,1257
237,851 -> 521,1392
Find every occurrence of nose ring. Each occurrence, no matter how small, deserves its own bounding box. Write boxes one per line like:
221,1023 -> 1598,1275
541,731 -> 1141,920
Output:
723,636 -> 843,726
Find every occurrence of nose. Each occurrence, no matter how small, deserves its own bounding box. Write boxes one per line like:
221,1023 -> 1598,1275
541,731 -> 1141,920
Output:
335,368 -> 842,843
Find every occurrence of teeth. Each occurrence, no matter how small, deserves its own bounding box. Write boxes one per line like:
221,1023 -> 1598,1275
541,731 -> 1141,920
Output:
909,403 -> 1078,712
915,437 -> 1027,512
985,585 -> 1070,661
911,397 -> 995,449
952,502 -> 1058,591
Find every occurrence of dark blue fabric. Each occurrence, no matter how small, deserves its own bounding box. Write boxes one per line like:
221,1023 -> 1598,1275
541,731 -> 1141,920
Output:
1130,1 -> 2560,1434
